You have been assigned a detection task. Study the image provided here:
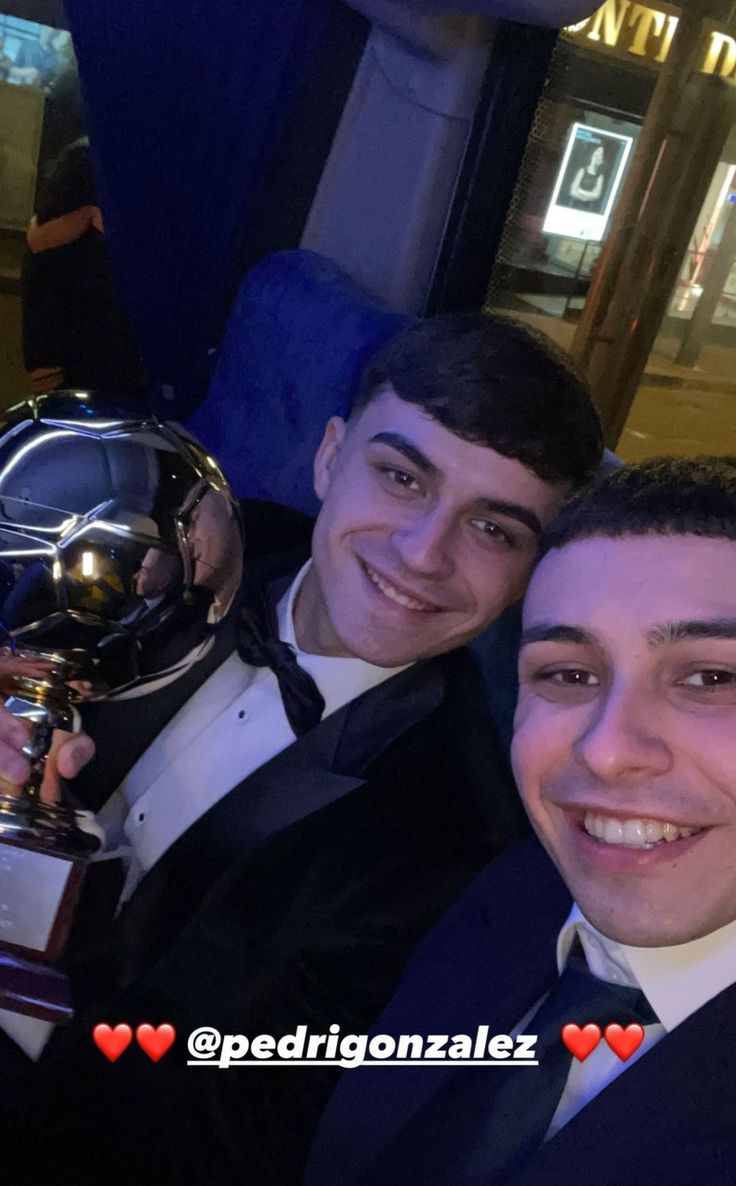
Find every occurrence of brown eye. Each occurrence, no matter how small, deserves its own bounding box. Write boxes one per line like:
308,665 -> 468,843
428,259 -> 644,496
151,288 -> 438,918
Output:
548,669 -> 598,686
470,519 -> 516,548
532,667 -> 600,689
682,670 -> 736,688
376,466 -> 420,492
390,470 -> 416,487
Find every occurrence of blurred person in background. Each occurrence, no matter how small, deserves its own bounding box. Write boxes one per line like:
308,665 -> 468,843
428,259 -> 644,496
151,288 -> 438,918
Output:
21,136 -> 147,398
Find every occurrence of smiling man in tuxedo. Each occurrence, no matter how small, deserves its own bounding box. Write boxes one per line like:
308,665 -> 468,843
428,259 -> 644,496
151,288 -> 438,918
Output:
0,313 -> 601,1183
307,455 -> 736,1186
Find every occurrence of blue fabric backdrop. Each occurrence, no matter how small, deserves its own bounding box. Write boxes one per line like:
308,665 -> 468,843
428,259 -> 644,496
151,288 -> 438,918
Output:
64,0 -> 334,416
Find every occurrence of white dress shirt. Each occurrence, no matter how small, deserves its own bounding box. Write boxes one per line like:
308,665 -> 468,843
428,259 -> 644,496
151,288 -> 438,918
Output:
533,905 -> 736,1137
1,561 -> 406,1058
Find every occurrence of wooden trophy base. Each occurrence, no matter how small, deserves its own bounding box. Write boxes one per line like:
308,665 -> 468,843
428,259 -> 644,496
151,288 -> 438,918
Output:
0,822 -> 91,1023
0,949 -> 73,1022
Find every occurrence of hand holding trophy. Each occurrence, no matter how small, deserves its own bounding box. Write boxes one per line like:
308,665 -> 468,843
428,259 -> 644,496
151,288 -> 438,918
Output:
0,391 -> 241,1021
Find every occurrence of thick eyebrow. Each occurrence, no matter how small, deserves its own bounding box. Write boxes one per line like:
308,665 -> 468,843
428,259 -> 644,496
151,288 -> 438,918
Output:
367,433 -> 543,535
520,619 -> 736,650
647,619 -> 736,647
520,624 -> 595,647
367,433 -> 436,474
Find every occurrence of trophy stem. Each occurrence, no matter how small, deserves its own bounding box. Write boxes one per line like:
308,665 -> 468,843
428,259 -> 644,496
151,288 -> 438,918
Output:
22,716 -> 55,800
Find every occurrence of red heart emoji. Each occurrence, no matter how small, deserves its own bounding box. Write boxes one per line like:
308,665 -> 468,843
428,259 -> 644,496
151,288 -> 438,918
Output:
604,1023 -> 645,1061
561,1022 -> 601,1061
93,1023 -> 133,1062
136,1022 -> 176,1062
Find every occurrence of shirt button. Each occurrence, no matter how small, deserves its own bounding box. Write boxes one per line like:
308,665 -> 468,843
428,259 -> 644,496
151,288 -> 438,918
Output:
237,709 -> 247,721
136,811 -> 146,824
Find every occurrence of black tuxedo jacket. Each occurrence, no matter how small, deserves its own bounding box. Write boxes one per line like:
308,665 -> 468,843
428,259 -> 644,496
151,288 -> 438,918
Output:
6,503 -> 528,1186
306,838 -> 736,1186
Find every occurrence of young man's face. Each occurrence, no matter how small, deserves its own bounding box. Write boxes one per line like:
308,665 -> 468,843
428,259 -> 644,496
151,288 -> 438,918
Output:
295,388 -> 569,665
513,534 -> 736,947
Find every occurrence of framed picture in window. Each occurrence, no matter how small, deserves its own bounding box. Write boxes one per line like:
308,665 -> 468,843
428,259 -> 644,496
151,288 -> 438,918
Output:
543,122 -> 634,242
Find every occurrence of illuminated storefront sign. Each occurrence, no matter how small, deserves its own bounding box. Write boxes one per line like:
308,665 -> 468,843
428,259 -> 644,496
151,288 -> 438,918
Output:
565,2 -> 736,80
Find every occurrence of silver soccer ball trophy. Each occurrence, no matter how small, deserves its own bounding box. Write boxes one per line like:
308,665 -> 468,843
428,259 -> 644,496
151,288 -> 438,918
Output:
0,391 -> 241,1020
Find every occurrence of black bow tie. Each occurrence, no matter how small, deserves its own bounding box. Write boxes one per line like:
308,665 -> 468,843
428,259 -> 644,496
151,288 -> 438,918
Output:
235,603 -> 325,736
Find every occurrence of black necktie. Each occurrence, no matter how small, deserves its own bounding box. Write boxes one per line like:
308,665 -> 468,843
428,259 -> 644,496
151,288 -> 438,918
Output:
413,949 -> 659,1185
235,603 -> 325,736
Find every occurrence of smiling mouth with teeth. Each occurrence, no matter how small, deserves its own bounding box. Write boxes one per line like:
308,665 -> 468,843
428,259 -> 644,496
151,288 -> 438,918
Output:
362,562 -> 440,613
582,812 -> 705,850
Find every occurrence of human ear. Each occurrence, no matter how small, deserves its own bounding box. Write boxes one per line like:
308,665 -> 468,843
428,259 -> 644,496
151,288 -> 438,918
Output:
313,417 -> 347,502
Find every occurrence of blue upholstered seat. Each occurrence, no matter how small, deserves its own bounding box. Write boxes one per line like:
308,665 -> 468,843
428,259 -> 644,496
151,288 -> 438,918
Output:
187,249 -> 410,517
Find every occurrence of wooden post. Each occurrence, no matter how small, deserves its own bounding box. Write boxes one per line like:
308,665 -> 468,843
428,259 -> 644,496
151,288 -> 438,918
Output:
570,1 -> 736,446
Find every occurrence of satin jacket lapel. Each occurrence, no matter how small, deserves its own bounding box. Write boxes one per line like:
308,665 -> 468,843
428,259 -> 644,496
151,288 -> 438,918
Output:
306,840 -> 571,1186
166,657 -> 448,875
189,702 -> 364,866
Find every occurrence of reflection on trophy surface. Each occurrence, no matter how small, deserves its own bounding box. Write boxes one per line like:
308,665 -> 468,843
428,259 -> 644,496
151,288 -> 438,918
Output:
182,485 -> 244,613
0,390 -> 242,1021
121,548 -> 184,629
134,547 -> 181,601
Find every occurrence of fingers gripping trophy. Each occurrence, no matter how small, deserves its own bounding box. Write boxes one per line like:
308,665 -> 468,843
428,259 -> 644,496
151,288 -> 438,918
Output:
0,391 -> 241,1021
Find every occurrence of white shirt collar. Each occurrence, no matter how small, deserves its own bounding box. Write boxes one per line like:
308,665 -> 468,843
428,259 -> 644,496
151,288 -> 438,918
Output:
557,903 -> 736,1032
276,560 -> 410,717
207,585 -> 238,625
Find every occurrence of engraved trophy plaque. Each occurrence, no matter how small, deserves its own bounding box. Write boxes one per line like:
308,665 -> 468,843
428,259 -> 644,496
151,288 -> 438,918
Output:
0,391 -> 241,1021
